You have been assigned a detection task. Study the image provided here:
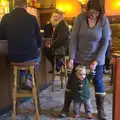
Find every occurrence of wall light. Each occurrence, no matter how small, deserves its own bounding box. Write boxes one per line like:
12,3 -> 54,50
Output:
78,0 -> 86,12
78,0 -> 86,5
1,1 -> 6,6
56,4 -> 72,12
0,0 -> 9,15
118,1 -> 120,7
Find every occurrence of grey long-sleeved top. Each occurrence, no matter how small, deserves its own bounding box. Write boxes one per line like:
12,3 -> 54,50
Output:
69,13 -> 110,65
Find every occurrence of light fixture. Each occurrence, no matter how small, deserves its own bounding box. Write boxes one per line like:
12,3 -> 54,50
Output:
1,0 -> 8,7
1,1 -> 6,6
78,0 -> 86,5
118,1 -> 120,7
78,0 -> 86,12
57,4 -> 72,12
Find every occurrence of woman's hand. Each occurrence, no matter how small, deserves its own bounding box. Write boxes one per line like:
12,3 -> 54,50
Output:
90,60 -> 98,71
68,59 -> 74,69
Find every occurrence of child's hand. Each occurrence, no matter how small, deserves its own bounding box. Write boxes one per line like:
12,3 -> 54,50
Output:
90,69 -> 95,73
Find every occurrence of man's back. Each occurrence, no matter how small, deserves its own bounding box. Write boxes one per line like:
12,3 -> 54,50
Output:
0,8 -> 41,62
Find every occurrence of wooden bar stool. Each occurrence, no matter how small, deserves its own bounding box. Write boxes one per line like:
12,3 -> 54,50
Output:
11,62 -> 40,120
52,55 -> 68,92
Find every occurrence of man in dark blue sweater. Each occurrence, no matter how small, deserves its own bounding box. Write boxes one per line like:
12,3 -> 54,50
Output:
0,0 -> 41,91
0,0 -> 41,63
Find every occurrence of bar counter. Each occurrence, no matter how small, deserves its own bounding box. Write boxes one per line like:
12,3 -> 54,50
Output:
0,40 -> 53,111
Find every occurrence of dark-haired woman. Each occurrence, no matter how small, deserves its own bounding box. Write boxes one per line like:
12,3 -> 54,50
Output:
59,0 -> 110,120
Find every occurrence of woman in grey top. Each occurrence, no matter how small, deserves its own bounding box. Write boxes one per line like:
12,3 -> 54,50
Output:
59,0 -> 110,120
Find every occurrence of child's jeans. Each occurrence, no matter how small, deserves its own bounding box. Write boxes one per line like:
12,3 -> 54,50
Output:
73,98 -> 92,117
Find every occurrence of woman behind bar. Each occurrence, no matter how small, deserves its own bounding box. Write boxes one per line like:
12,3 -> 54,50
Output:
59,0 -> 110,120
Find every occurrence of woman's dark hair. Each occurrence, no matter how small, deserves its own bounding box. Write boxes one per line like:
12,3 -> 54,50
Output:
86,0 -> 105,19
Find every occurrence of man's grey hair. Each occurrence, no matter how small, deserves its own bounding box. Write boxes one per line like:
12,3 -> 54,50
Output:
14,0 -> 27,8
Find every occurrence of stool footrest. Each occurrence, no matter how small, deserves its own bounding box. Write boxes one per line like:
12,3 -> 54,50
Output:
16,108 -> 35,115
16,90 -> 32,98
11,62 -> 39,66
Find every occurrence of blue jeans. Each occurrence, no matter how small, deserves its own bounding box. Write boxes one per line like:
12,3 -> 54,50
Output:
26,57 -> 40,63
19,57 -> 40,89
20,57 -> 40,76
25,57 -> 40,71
93,65 -> 104,93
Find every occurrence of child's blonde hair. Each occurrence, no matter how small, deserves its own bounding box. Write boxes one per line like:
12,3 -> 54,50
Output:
75,65 -> 86,73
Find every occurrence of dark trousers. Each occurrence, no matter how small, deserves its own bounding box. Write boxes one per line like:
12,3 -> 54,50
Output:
104,45 -> 110,70
43,47 -> 54,67
62,64 -> 104,113
43,47 -> 64,70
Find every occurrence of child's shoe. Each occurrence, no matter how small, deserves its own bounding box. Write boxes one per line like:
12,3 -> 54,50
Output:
59,112 -> 67,118
87,115 -> 94,119
74,115 -> 80,118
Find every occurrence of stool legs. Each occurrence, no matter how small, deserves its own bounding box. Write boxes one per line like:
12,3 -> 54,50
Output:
52,57 -> 56,92
64,57 -> 67,83
30,67 -> 40,120
52,56 -> 68,91
34,73 -> 41,114
60,76 -> 64,89
16,99 -> 21,114
12,66 -> 17,120
60,57 -> 67,89
36,90 -> 41,114
60,66 -> 64,89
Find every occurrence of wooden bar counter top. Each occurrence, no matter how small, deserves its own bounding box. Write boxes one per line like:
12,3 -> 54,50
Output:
0,40 -> 53,111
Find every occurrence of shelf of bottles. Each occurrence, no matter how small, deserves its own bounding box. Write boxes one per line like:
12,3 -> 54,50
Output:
0,0 -> 9,20
27,0 -> 40,9
27,0 -> 40,25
